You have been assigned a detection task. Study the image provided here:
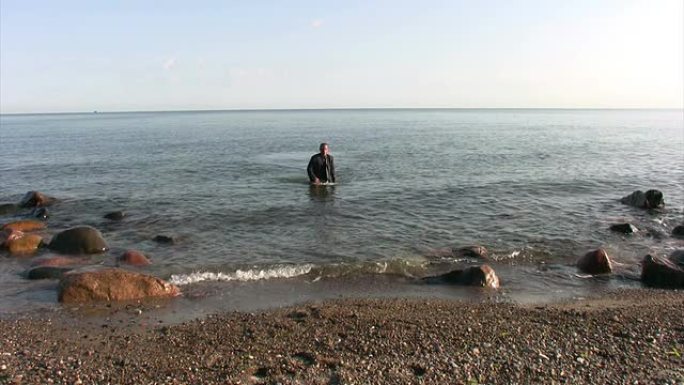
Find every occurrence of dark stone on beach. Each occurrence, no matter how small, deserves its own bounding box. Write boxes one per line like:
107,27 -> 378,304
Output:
2,219 -> 47,232
424,264 -> 500,288
620,189 -> 664,209
26,266 -> 74,280
49,226 -> 108,255
672,225 -> 684,238
577,249 -> 612,275
455,245 -> 489,259
19,191 -> 56,208
118,250 -> 151,266
609,223 -> 638,234
0,203 -> 19,215
104,211 -> 126,221
31,207 -> 49,220
153,235 -> 175,244
641,254 -> 684,288
58,267 -> 180,303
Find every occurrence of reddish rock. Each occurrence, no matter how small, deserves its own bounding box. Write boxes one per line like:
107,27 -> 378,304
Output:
118,250 -> 151,266
641,254 -> 684,288
5,233 -> 44,255
19,191 -> 56,208
425,264 -> 500,288
2,219 -> 47,232
49,226 -> 108,255
577,249 -> 612,275
58,267 -> 180,303
31,255 -> 87,267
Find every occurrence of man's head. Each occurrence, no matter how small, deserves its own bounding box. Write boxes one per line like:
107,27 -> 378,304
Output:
319,142 -> 330,156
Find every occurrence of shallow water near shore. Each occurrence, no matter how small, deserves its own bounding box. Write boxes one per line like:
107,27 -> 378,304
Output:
0,108 -> 682,316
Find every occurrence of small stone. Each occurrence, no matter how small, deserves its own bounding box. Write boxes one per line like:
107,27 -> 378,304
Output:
576,357 -> 585,364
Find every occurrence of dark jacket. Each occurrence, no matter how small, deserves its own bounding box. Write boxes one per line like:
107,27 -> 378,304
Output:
307,153 -> 335,183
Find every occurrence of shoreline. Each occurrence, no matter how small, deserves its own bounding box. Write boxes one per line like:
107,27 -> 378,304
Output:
1,288 -> 682,384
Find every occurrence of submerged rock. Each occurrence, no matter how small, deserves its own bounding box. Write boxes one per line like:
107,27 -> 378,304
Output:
0,203 -> 19,215
58,267 -> 180,303
31,255 -> 88,267
26,266 -> 74,280
1,219 -> 47,232
609,223 -> 638,234
104,210 -> 126,221
49,226 -> 108,255
620,190 -> 664,209
577,249 -> 612,275
669,250 -> 684,268
424,265 -> 500,288
118,250 -> 151,266
641,254 -> 684,288
153,235 -> 175,244
672,225 -> 684,238
19,191 -> 56,208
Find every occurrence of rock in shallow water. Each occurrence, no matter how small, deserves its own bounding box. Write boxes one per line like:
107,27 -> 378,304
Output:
104,210 -> 126,221
58,267 -> 180,303
620,189 -> 664,209
609,223 -> 638,234
48,226 -> 108,255
118,250 -> 151,266
423,264 -> 500,288
26,266 -> 74,280
19,191 -> 56,208
577,249 -> 612,275
641,254 -> 684,288
1,219 -> 47,232
4,233 -> 44,256
672,225 -> 684,238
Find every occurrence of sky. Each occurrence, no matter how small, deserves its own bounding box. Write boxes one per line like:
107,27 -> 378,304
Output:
1,0 -> 682,113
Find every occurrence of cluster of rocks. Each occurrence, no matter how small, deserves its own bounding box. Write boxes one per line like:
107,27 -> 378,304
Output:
425,188 -> 683,290
576,189 -> 683,288
0,191 -> 180,304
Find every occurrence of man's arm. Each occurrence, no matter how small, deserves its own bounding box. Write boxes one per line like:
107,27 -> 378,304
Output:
329,155 -> 336,183
307,156 -> 318,183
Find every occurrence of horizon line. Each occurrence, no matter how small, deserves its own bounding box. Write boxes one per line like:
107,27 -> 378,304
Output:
1,106 -> 683,116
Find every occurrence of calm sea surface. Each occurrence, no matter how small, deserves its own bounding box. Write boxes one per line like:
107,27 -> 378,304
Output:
1,109 -> 683,315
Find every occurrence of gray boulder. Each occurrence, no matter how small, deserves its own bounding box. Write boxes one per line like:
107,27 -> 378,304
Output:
620,190 -> 664,209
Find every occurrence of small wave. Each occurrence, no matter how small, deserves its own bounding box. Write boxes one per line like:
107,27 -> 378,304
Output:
169,264 -> 314,286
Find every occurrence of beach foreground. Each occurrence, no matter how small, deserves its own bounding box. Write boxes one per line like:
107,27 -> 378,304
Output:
1,289 -> 682,384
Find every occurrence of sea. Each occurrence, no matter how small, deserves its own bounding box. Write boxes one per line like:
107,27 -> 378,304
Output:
1,109 -> 683,318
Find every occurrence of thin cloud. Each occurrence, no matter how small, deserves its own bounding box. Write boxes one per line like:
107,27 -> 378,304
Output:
163,58 -> 177,70
311,19 -> 324,28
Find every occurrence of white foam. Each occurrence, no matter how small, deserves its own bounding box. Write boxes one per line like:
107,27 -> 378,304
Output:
169,264 -> 314,286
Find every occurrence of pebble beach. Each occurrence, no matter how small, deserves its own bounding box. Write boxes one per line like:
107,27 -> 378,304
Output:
1,288 -> 682,385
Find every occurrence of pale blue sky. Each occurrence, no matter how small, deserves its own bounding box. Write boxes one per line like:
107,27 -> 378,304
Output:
1,0 -> 682,113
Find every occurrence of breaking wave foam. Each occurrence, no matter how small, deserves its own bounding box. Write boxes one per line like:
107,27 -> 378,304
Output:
169,264 -> 314,286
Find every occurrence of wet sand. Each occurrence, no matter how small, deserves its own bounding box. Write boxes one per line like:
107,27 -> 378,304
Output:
0,288 -> 682,384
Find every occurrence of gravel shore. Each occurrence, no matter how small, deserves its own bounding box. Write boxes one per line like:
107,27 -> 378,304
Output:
1,289 -> 682,384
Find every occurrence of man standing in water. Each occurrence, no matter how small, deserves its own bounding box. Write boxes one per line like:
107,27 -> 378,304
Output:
307,142 -> 336,185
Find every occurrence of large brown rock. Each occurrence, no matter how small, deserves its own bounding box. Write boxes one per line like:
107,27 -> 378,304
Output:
641,254 -> 684,288
58,267 -> 180,303
49,226 -> 108,255
424,264 -> 500,288
5,233 -> 44,255
620,189 -> 664,209
2,219 -> 47,232
577,249 -> 613,275
19,191 -> 56,208
118,250 -> 151,266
